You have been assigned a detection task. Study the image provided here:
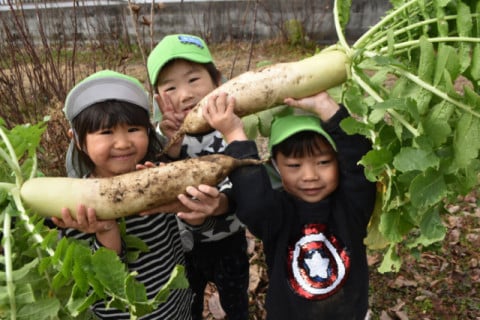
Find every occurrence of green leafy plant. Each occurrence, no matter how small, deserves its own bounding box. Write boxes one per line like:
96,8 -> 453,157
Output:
246,0 -> 479,272
0,119 -> 188,320
337,0 -> 480,272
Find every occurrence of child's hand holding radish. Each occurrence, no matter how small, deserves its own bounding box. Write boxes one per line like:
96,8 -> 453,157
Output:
51,204 -> 122,254
136,159 -> 229,225
203,91 -> 339,144
176,184 -> 229,225
283,91 -> 340,122
202,92 -> 247,143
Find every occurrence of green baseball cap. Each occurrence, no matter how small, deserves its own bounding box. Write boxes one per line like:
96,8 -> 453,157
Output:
268,114 -> 336,152
64,70 -> 149,123
147,34 -> 213,86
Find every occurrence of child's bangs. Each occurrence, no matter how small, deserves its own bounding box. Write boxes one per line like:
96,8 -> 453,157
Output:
86,101 -> 150,132
275,131 -> 335,158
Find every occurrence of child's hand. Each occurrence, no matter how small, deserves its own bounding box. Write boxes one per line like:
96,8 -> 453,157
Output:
284,91 -> 340,122
52,204 -> 122,254
51,204 -> 117,234
176,184 -> 228,225
202,92 -> 246,143
156,93 -> 184,136
136,161 -> 157,170
156,93 -> 184,158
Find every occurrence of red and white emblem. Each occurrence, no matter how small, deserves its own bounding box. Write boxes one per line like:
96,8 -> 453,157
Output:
287,224 -> 350,300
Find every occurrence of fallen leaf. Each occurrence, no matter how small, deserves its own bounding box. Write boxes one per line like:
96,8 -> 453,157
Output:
208,291 -> 226,319
249,263 -> 263,292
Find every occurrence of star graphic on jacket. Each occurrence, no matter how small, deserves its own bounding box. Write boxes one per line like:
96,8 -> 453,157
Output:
209,135 -> 225,153
305,250 -> 330,278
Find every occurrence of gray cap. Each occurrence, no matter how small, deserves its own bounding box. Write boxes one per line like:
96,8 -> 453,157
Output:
64,70 -> 149,122
64,70 -> 150,177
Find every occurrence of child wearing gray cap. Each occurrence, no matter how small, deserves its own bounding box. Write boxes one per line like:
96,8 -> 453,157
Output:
51,70 -> 193,319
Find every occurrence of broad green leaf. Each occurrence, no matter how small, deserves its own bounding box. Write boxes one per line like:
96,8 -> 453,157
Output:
368,109 -> 386,124
457,43 -> 471,74
393,147 -> 439,172
125,275 -> 152,316
456,159 -> 480,195
61,241 -> 75,278
152,265 -> 189,305
67,287 -> 98,317
12,258 -> 38,281
413,88 -> 434,116
17,298 -> 60,320
52,271 -> 69,290
435,5 -> 449,37
442,70 -> 461,99
242,114 -> 259,140
464,85 -> 480,107
418,207 -> 446,245
456,1 -> 472,37
257,105 -> 290,137
91,248 -> 128,296
123,233 -> 149,262
52,236 -> 69,265
125,274 -> 148,303
10,283 -> 35,305
343,84 -> 368,116
434,44 -> 460,86
422,101 -> 454,147
379,208 -> 414,243
414,37 -> 436,114
14,123 -> 46,155
359,149 -> 393,182
409,169 -> 447,208
453,113 -> 480,168
71,245 -> 93,293
339,117 -> 371,137
378,243 -> 401,273
417,36 -> 435,83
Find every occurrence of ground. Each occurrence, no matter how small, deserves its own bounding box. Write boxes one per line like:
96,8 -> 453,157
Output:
113,40 -> 480,319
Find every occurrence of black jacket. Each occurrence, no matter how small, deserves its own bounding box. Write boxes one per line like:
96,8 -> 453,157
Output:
225,106 -> 376,319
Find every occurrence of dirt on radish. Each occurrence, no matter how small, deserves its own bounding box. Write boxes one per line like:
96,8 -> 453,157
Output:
21,154 -> 263,219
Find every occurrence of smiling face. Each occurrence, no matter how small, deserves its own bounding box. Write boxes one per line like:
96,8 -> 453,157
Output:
84,123 -> 149,178
155,59 -> 218,120
273,133 -> 339,203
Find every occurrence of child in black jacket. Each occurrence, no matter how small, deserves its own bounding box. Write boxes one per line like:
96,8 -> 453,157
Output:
202,91 -> 376,319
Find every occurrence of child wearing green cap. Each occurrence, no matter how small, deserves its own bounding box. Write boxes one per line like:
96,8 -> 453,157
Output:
147,34 -> 249,320
202,91 -> 376,320
51,70 -> 193,319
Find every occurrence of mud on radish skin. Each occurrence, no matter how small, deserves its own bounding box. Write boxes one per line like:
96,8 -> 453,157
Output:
163,49 -> 349,152
20,154 -> 263,219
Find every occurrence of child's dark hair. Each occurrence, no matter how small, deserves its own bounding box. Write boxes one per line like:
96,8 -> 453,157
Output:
271,131 -> 336,160
154,60 -> 222,92
71,100 -> 162,172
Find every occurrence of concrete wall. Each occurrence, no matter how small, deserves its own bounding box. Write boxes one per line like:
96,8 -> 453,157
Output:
0,0 -> 391,45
